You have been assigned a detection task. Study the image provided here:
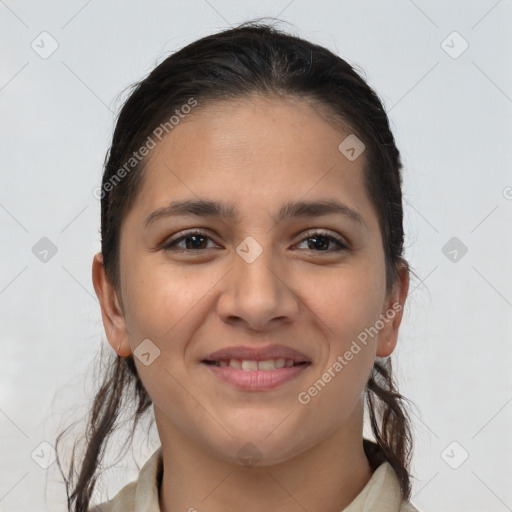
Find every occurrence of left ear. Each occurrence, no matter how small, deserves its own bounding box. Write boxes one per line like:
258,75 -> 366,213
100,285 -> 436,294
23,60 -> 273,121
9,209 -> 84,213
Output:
376,261 -> 410,357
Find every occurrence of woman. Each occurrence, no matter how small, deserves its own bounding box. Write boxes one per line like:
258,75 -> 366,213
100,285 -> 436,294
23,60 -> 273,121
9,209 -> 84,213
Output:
56,21 -> 419,512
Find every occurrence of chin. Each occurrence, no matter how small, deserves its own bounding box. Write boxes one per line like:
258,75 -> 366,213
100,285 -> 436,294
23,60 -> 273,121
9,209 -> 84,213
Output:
207,425 -> 312,468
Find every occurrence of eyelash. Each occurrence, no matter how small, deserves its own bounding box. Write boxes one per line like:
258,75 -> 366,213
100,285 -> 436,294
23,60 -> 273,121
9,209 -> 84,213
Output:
161,229 -> 348,254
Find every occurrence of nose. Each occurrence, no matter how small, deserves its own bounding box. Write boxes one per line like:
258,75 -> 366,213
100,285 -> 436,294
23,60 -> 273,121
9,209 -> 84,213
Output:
216,240 -> 301,333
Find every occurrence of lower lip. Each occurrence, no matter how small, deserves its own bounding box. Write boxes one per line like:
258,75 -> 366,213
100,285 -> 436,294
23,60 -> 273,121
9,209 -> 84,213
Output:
203,363 -> 310,390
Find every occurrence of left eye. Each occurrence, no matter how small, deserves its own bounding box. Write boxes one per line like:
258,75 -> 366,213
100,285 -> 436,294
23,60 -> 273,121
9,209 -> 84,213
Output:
162,229 -> 348,253
296,229 -> 348,252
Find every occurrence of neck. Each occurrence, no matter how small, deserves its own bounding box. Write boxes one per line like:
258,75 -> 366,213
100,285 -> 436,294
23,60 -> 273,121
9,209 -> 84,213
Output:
156,402 -> 373,512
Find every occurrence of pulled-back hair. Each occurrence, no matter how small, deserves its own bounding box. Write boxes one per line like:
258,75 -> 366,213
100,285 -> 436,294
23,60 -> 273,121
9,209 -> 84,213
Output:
56,20 -> 414,511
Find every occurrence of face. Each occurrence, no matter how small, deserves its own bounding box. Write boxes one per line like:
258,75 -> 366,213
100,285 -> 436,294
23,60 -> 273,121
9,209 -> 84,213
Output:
93,94 -> 408,466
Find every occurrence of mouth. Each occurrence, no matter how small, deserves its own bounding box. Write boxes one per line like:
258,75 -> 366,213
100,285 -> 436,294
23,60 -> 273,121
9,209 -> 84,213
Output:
202,358 -> 310,371
203,343 -> 311,366
200,345 -> 312,390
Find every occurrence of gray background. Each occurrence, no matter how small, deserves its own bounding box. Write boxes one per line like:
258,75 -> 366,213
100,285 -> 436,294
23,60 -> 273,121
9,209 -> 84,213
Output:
1,0 -> 511,510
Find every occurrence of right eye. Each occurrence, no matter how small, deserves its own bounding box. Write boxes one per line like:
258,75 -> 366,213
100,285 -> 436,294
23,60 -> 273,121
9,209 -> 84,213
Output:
161,230 -> 220,252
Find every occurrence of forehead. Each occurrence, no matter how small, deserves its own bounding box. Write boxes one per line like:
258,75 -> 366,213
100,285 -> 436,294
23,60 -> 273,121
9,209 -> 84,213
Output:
126,94 -> 375,228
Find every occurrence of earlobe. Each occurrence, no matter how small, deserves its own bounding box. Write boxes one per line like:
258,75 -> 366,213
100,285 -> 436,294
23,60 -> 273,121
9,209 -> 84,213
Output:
92,252 -> 132,357
376,262 -> 409,358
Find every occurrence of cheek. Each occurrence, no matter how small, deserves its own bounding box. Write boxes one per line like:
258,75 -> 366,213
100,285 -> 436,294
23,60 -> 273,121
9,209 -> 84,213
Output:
311,258 -> 384,339
310,262 -> 383,387
122,258 -> 211,342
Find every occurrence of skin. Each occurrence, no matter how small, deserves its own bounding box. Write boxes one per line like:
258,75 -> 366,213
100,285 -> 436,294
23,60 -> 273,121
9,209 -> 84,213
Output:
92,94 -> 409,512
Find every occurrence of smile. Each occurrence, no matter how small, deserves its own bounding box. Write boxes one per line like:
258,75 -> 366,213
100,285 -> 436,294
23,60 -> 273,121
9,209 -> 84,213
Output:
201,359 -> 311,390
203,358 -> 308,371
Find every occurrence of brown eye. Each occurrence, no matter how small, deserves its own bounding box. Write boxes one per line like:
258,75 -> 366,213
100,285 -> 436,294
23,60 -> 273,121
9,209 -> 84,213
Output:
162,230 -> 219,251
161,229 -> 348,254
296,229 -> 348,252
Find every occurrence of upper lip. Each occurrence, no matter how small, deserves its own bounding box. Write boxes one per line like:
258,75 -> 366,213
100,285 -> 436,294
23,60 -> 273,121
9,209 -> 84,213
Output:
203,344 -> 311,363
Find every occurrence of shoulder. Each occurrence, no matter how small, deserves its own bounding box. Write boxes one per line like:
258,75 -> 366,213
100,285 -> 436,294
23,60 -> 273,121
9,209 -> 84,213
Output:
400,501 -> 420,511
88,481 -> 137,512
88,446 -> 163,512
348,440 -> 421,512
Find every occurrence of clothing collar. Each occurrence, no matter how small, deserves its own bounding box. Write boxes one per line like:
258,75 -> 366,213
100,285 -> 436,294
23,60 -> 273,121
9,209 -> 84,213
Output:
102,442 -> 408,512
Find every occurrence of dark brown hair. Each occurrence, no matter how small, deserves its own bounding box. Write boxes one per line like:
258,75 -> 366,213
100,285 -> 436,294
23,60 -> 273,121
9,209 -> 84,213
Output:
56,19 -> 415,511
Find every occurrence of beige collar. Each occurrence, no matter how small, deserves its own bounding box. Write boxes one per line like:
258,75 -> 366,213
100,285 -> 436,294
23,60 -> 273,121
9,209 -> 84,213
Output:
94,445 -> 418,512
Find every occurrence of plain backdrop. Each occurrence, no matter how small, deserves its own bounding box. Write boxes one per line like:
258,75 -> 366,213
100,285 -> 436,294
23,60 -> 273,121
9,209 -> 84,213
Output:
1,1 -> 511,510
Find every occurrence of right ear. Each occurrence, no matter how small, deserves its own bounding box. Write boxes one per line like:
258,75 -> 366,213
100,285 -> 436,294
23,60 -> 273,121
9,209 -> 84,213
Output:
92,252 -> 132,357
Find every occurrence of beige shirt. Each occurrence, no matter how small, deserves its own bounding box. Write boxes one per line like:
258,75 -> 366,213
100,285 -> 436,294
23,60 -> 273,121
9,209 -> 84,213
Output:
91,446 -> 419,512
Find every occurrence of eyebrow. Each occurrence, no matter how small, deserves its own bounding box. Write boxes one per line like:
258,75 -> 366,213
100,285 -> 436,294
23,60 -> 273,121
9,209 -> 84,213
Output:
143,198 -> 367,229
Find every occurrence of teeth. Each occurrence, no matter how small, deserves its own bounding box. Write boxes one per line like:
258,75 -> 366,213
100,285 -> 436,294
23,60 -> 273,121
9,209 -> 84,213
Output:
241,360 -> 258,371
258,359 -> 277,371
215,358 -> 300,371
